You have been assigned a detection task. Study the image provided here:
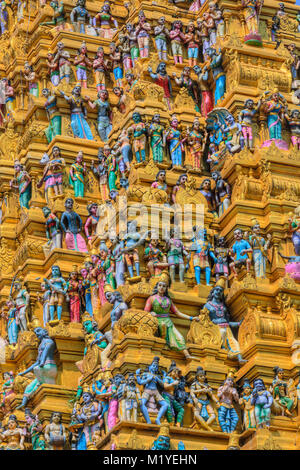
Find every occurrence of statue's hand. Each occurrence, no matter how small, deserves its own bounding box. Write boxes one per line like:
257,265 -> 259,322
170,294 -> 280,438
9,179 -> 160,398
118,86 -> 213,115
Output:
193,316 -> 200,322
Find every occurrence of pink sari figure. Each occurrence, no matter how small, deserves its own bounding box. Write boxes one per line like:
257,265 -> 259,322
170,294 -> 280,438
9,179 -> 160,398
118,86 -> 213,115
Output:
189,0 -> 205,13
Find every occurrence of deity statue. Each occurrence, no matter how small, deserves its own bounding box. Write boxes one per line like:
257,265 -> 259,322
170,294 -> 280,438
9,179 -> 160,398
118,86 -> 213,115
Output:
248,220 -> 272,279
67,266 -> 83,323
190,366 -> 219,431
86,89 -> 112,142
17,327 -> 57,409
189,227 -> 216,286
148,113 -> 166,163
69,151 -> 86,198
109,42 -> 123,88
241,0 -> 264,45
42,88 -> 62,143
136,357 -> 169,425
121,220 -> 149,278
23,61 -> 38,97
170,20 -> 185,65
203,279 -> 246,364
196,18 -> 210,60
154,16 -> 169,61
172,173 -> 188,204
93,0 -> 118,38
222,114 -> 244,155
186,118 -> 206,171
53,41 -> 71,84
3,299 -> 19,346
185,22 -> 199,67
23,409 -> 46,450
193,65 -> 214,117
80,265 -> 93,316
41,0 -> 67,30
238,99 -> 260,150
118,373 -> 141,422
165,227 -> 189,283
1,78 -> 15,121
199,178 -> 217,215
82,315 -> 108,357
260,91 -> 287,145
104,145 -> 118,192
11,278 -> 30,332
271,367 -> 296,417
43,265 -> 68,322
74,41 -> 92,89
239,380 -> 256,430
125,23 -> 139,65
38,281 -> 51,326
162,362 -> 186,427
136,10 -> 151,58
173,66 -> 201,113
144,280 -> 199,359
91,148 -> 109,202
214,236 -> 231,281
118,32 -> 132,71
84,202 -> 99,245
206,47 -> 226,105
106,374 -> 124,431
148,62 -> 172,110
73,389 -> 102,450
166,115 -> 185,167
0,371 -> 15,413
114,129 -> 131,173
285,109 -> 300,150
109,236 -> 125,287
211,171 -> 231,217
229,228 -> 252,277
0,415 -> 25,450
42,206 -> 62,251
127,112 -> 148,164
0,0 -> 8,36
60,86 -> 93,140
288,206 -> 300,256
144,236 -> 168,278
251,378 -> 273,428
104,287 -> 128,328
9,160 -> 32,209
60,198 -> 88,252
209,1 -> 225,38
93,46 -> 108,92
70,0 -> 90,34
38,147 -> 65,204
217,372 -> 239,433
44,411 -> 67,450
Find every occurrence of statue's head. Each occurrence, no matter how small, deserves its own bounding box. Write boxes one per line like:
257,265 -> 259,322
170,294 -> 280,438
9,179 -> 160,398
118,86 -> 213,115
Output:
210,285 -> 224,302
52,146 -> 61,157
34,327 -> 49,340
7,415 -> 18,430
83,319 -> 95,334
200,178 -> 211,191
102,0 -> 110,13
291,109 -> 300,119
234,228 -> 243,240
132,112 -> 141,123
42,206 -> 51,218
50,411 -> 62,424
211,170 -> 221,182
245,99 -> 254,109
217,236 -> 226,247
149,356 -> 160,374
42,88 -> 51,98
242,380 -> 252,396
156,62 -> 166,75
51,265 -> 62,277
87,202 -> 98,216
177,173 -> 188,185
65,198 -> 74,210
125,72 -> 134,82
158,16 -> 165,25
152,113 -> 161,124
72,85 -> 81,96
127,373 -> 136,385
273,366 -> 284,380
113,373 -> 124,387
155,435 -> 170,449
225,114 -> 235,126
253,378 -> 265,391
105,291 -> 116,304
195,366 -> 207,383
156,170 -> 166,182
182,66 -> 191,77
82,391 -> 93,404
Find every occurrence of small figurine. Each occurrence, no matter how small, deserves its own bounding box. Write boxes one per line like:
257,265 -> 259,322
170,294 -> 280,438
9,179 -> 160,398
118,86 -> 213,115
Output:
60,198 -> 88,252
217,371 -> 239,433
73,388 -> 102,450
127,112 -> 147,164
136,357 -> 168,425
91,149 -> 109,202
162,362 -> 186,427
214,236 -> 230,281
69,151 -> 86,198
166,115 -> 185,167
121,220 -> 149,278
126,23 -> 139,66
189,227 -> 216,286
42,206 -> 62,251
60,86 -> 93,140
239,380 -> 256,430
110,236 -> 125,287
104,287 -> 128,328
196,18 -> 210,60
288,207 -> 300,256
17,327 -> 57,409
241,0 -> 264,45
170,20 -> 185,65
74,41 -> 92,89
67,266 -> 83,323
3,299 -> 19,346
44,412 -> 67,450
86,90 -> 112,142
251,378 -> 273,428
37,147 -> 65,203
0,0 -> 8,36
193,65 -> 214,117
118,32 -> 132,71
11,278 -> 30,332
203,279 -> 246,364
42,88 -> 62,143
229,228 -> 252,277
38,281 -> 51,326
285,109 -> 300,150
23,61 -> 39,97
0,415 -> 25,450
248,220 -> 272,279
154,16 -> 169,61
144,236 -> 168,277
93,47 -> 108,92
80,265 -> 93,316
93,0 -> 118,38
41,0 -> 67,30
185,22 -> 199,67
148,62 -> 173,110
70,0 -> 90,34
0,371 -> 15,412
118,373 -> 141,422
199,178 -> 217,215
190,366 -> 219,431
271,366 -> 296,417
53,41 -> 71,84
222,114 -> 243,155
144,280 -> 199,359
9,160 -> 32,209
206,47 -> 226,105
84,202 -> 99,244
43,265 -> 68,322
1,78 -> 15,121
172,173 -> 188,204
238,99 -> 260,150
260,91 -> 287,144
149,113 -> 166,163
211,171 -> 231,216
23,409 -> 47,450
186,118 -> 206,171
279,252 -> 300,282
136,10 -> 151,59
165,227 -> 189,283
109,42 -> 123,88
173,66 -> 201,112
209,1 -> 225,38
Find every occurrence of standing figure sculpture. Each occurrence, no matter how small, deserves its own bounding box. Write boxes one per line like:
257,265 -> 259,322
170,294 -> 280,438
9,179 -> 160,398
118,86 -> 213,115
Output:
217,372 -> 239,433
67,266 -> 83,323
93,46 -> 107,92
144,280 -> 198,359
23,61 -> 39,97
12,278 -> 30,332
186,118 -> 206,171
261,91 -> 287,146
241,0 -> 264,45
170,20 -> 185,65
148,62 -> 173,110
74,41 -> 92,89
42,88 -> 62,143
54,41 -> 71,84
136,10 -> 151,58
93,0 -> 118,39
251,378 -> 273,428
239,380 -> 256,430
162,362 -> 186,427
238,99 -> 260,150
190,366 -> 219,431
60,86 -> 93,140
149,113 -> 165,163
165,228 -> 189,283
0,415 -> 25,450
154,17 -> 169,61
44,265 -> 68,322
127,112 -> 147,164
166,115 -> 185,167
4,299 -> 19,346
189,227 -> 216,286
248,220 -> 272,279
42,206 -> 62,251
211,171 -> 231,217
69,151 -> 86,198
60,198 -> 88,252
285,109 -> 300,150
87,90 -> 112,142
121,220 -> 149,279
229,228 -> 252,277
207,47 -> 226,105
70,0 -> 90,34
17,327 -> 57,409
9,160 -> 32,210
193,65 -> 214,117
91,149 -> 108,202
288,207 -> 300,255
44,412 -> 67,450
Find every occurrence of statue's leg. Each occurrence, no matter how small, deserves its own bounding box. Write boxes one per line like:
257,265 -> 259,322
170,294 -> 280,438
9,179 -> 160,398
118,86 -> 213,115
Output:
205,267 -> 211,285
179,263 -> 185,282
173,400 -> 184,426
162,395 -> 173,424
194,266 -> 201,284
140,398 -> 151,424
229,407 -> 239,432
170,265 -> 176,283
218,406 -> 229,433
194,409 -> 213,431
156,399 -> 168,425
49,304 -> 55,321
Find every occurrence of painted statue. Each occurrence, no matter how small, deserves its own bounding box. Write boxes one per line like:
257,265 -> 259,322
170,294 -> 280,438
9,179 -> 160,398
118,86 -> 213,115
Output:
37,147 -> 65,203
127,112 -> 147,164
4,299 -> 19,346
217,372 -> 239,433
60,198 -> 88,252
211,171 -> 231,217
118,373 -> 141,422
70,0 -> 90,34
74,41 -> 92,89
251,378 -> 273,428
43,265 -> 68,322
91,149 -> 109,202
173,66 -> 201,112
86,90 -> 112,142
41,0 -> 67,30
285,109 -> 300,150
199,178 -> 217,215
44,412 -> 67,450
186,118 -> 206,171
93,46 -> 108,92
135,10 -> 151,58
238,99 -> 260,149
104,287 -> 128,328
239,380 -> 256,430
24,410 -> 46,451
189,227 -> 216,286
166,115 -> 185,167
165,227 -> 189,283
170,20 -> 185,65
193,65 -> 214,117
144,237 -> 168,278
42,88 -> 62,143
93,0 -> 118,39
23,61 -> 38,97
121,220 -> 149,278
42,206 -> 62,251
248,220 -> 272,278
261,91 -> 287,144
162,362 -> 186,427
190,366 -> 219,431
9,160 -> 32,209
109,42 -> 123,88
288,207 -> 300,256
17,327 -> 57,409
154,16 -> 169,61
241,0 -> 264,45
229,228 -> 252,276
73,390 -> 102,449
69,151 -> 86,198
60,86 -> 93,140
207,47 -> 226,105
67,266 -> 83,323
148,62 -> 172,110
214,236 -> 231,280
53,41 -> 71,84
149,113 -> 166,163
11,278 -> 29,332
144,280 -> 199,359
0,415 -> 25,450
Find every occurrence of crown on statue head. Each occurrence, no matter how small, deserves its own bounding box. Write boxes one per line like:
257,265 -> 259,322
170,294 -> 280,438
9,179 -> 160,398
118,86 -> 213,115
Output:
82,311 -> 93,324
215,277 -> 226,289
104,284 -> 114,294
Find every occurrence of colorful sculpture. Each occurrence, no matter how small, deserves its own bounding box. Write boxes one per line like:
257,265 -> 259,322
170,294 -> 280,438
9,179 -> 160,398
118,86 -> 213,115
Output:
86,90 -> 112,142
60,86 -> 93,140
0,415 -> 25,450
148,62 -> 172,110
121,220 -> 148,278
251,378 -> 273,429
60,198 -> 88,252
229,228 -> 252,277
11,278 -> 29,332
93,1 -> 118,38
238,98 -> 260,149
104,287 -> 127,328
44,412 -> 67,450
136,10 -> 151,58
189,227 -> 216,286
239,380 -> 256,430
170,20 -> 185,65
154,17 -> 169,61
149,113 -> 165,163
211,171 -> 231,217
9,160 -> 32,209
166,115 -> 185,167
53,41 -> 71,84
118,373 -> 141,422
69,151 -> 86,198
241,0 -> 264,46
207,47 -> 226,105
4,299 -> 19,346
162,362 -> 186,427
217,372 -> 239,433
190,366 -> 219,431
42,206 -> 62,251
43,265 -> 68,322
23,61 -> 38,97
42,88 -> 62,143
70,0 -> 90,34
74,41 -> 92,89
248,220 -> 272,279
